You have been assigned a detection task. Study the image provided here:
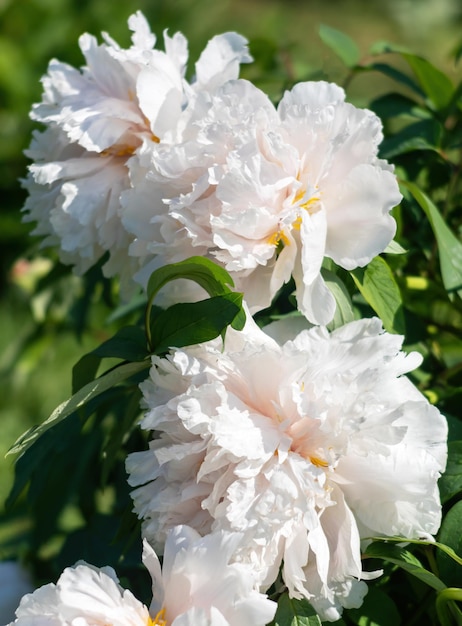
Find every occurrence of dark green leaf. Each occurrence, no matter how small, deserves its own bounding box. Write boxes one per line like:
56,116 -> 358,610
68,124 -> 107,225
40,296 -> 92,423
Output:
72,326 -> 148,393
370,92 -> 429,120
348,586 -> 401,626
365,62 -> 423,96
319,24 -> 360,68
365,542 -> 446,592
8,360 -> 149,458
439,441 -> 462,504
437,501 -> 462,587
151,293 -> 243,355
273,593 -> 322,626
350,257 -> 405,334
379,120 -> 441,159
402,182 -> 462,293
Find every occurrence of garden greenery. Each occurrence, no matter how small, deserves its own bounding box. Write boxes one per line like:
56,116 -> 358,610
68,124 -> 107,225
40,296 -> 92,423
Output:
3,11 -> 462,626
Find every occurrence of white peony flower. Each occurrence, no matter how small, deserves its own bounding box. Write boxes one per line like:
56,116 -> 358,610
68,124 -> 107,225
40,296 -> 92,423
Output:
124,80 -> 400,321
9,526 -> 276,626
126,316 -> 447,621
23,12 -> 251,293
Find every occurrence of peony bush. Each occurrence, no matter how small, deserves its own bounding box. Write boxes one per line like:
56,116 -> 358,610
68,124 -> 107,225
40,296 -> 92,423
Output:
3,11 -> 462,626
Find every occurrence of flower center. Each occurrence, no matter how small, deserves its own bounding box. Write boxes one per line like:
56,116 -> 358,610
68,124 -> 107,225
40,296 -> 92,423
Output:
268,187 -> 320,250
287,417 -> 330,469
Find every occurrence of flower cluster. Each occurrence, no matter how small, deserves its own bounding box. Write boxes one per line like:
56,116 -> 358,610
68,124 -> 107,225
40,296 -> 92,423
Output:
13,10 -> 448,626
23,12 -> 400,322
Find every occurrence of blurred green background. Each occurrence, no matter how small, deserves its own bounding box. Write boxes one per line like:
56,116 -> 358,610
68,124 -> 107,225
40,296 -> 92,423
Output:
1,0 -> 461,554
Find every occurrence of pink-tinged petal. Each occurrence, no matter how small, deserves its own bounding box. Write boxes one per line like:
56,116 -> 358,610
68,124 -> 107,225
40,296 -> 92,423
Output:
324,164 -> 400,269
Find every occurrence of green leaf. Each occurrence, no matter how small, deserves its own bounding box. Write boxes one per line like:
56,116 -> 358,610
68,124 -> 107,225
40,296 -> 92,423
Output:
350,256 -> 405,334
147,256 -> 236,302
370,92 -> 430,120
403,54 -> 454,110
368,42 -> 454,110
348,586 -> 401,626
367,536 -> 462,567
273,593 -> 322,626
436,588 -> 462,626
439,441 -> 462,504
364,542 -> 447,592
145,257 -> 245,350
437,501 -> 462,587
151,293 -> 243,355
379,119 -> 441,159
319,24 -> 360,68
322,269 -> 355,331
402,181 -> 462,293
8,360 -> 149,458
365,62 -> 423,96
384,240 -> 407,255
72,326 -> 148,393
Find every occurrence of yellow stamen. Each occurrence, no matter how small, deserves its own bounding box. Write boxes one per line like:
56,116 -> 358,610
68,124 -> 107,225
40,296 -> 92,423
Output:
101,145 -> 136,158
309,455 -> 329,468
292,215 -> 302,231
149,608 -> 167,626
268,229 -> 290,248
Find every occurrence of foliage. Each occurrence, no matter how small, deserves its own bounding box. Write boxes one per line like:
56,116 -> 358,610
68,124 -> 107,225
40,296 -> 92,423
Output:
1,11 -> 462,626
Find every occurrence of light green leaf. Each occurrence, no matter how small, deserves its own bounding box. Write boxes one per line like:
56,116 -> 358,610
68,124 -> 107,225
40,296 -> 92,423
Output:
146,256 -> 235,302
403,54 -> 454,110
365,542 -> 447,592
273,594 -> 322,626
8,360 -> 149,458
322,269 -> 355,331
350,256 -> 405,334
319,24 -> 360,68
402,181 -> 462,293
384,240 -> 407,255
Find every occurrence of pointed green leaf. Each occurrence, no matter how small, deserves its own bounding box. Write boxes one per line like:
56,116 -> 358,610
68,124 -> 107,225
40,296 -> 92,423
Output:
350,256 -> 405,334
403,54 -> 454,110
151,293 -> 243,355
8,360 -> 149,458
402,181 -> 462,293
384,240 -> 407,255
368,535 -> 462,567
273,593 -> 322,626
368,42 -> 454,110
365,542 -> 447,592
319,24 -> 360,68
